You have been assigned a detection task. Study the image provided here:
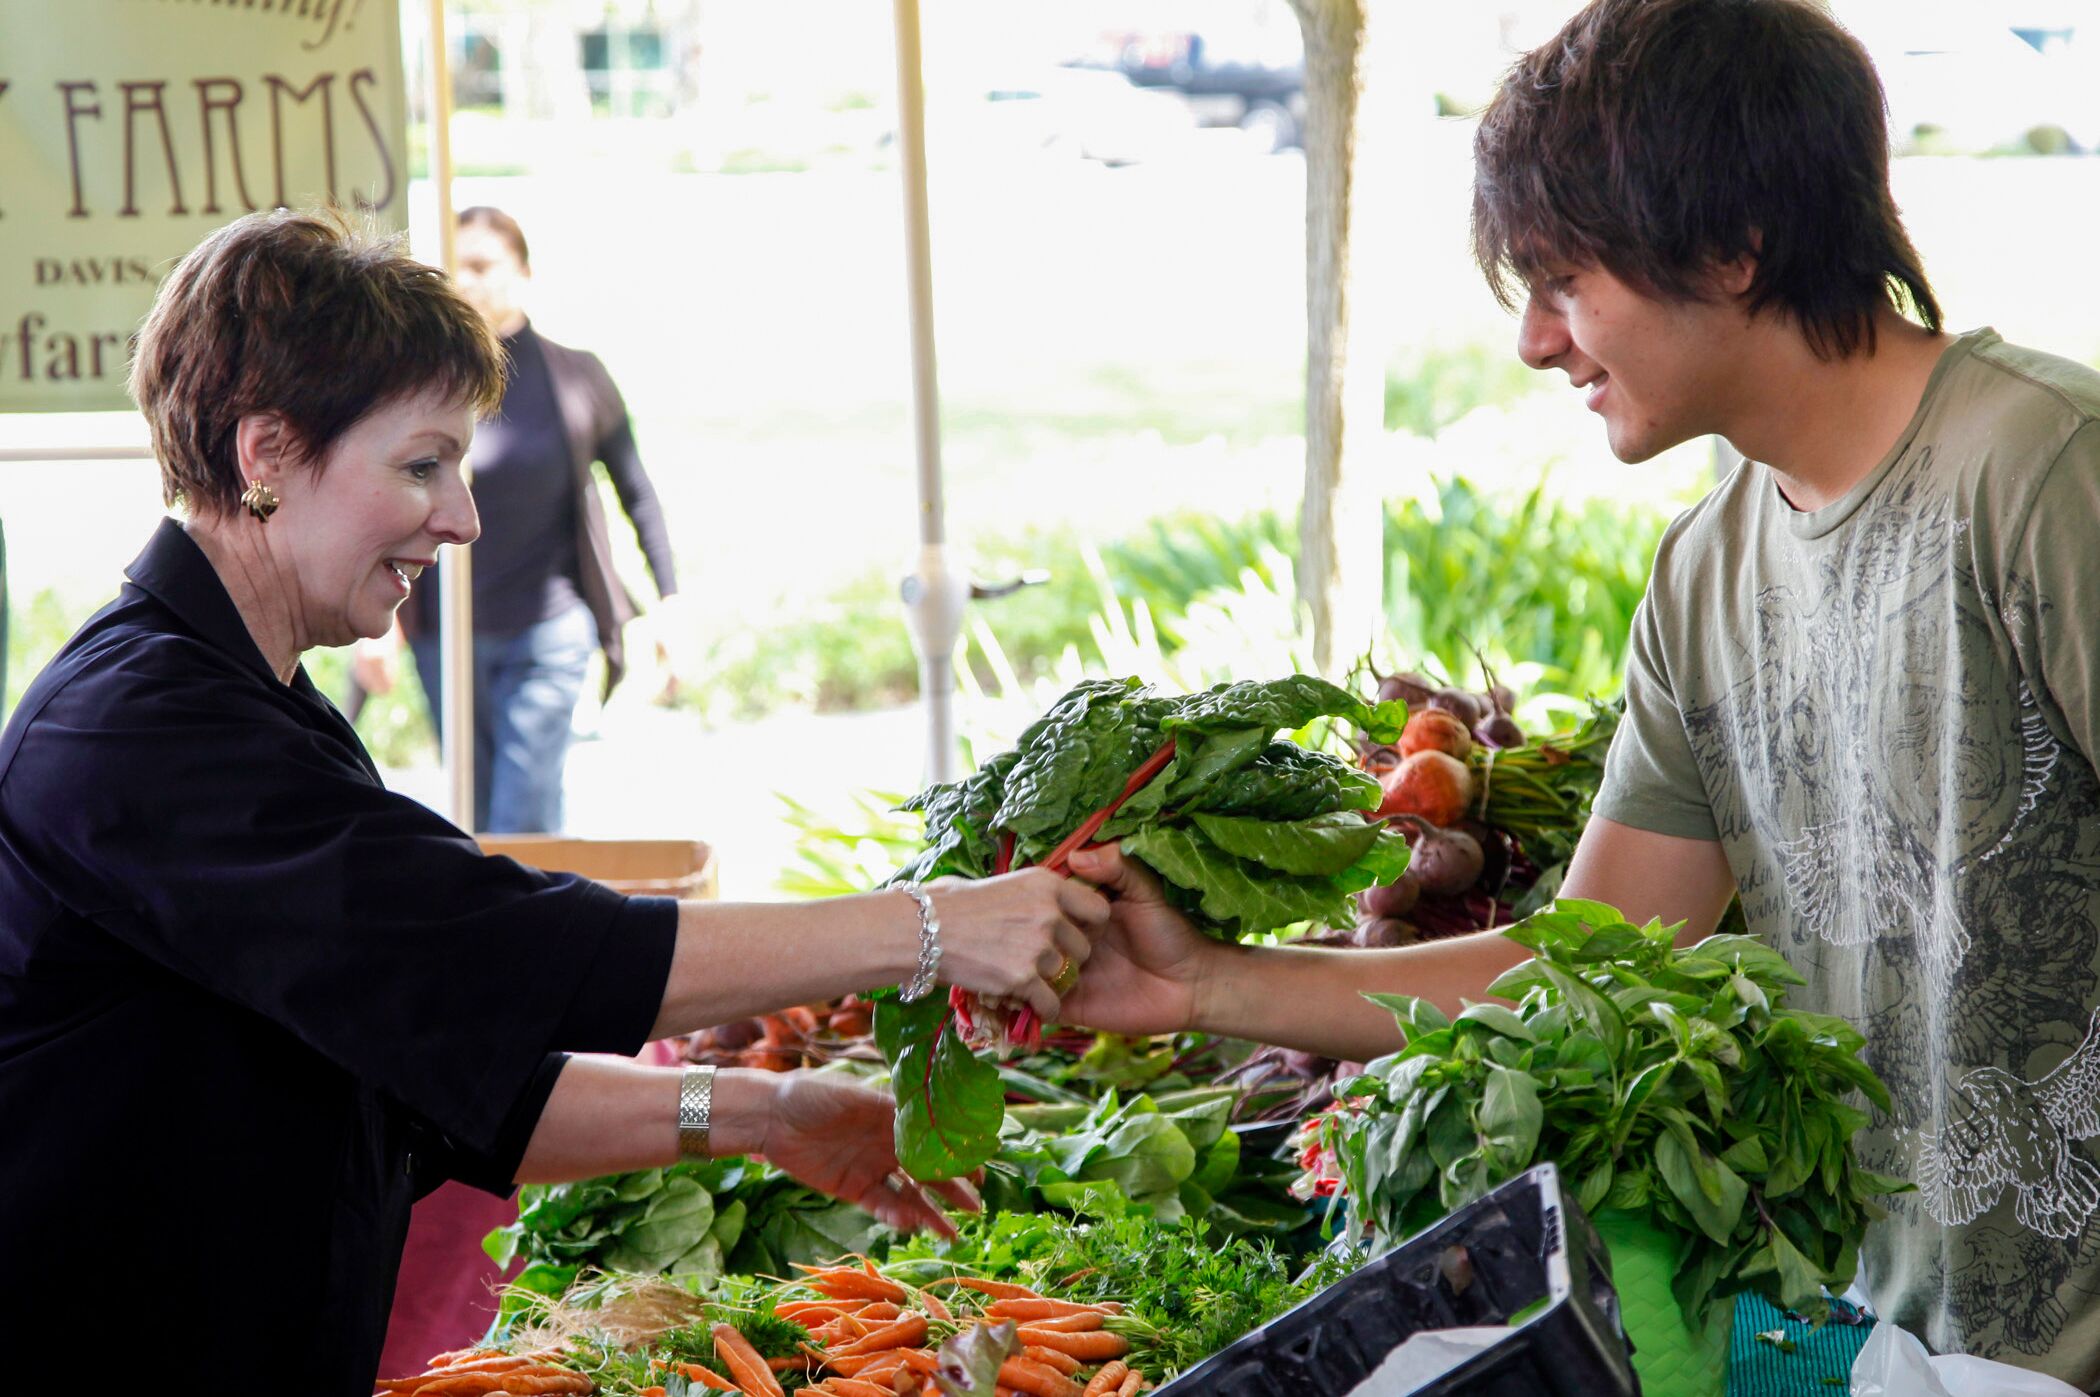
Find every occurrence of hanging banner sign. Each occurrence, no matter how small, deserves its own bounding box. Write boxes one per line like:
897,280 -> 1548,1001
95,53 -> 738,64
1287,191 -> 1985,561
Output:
0,0 -> 407,412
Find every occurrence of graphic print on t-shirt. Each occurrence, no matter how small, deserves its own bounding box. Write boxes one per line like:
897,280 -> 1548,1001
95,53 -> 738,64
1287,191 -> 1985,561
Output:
1672,445 -> 2100,1360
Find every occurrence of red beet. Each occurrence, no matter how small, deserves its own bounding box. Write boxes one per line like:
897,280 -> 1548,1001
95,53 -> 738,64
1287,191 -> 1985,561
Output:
1353,916 -> 1420,948
1400,709 -> 1474,762
1359,871 -> 1421,919
1427,687 -> 1487,726
1375,671 -> 1437,707
1392,814 -> 1487,897
1378,750 -> 1474,826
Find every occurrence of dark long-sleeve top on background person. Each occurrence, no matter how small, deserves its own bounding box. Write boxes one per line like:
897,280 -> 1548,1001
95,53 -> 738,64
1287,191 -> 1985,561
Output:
403,320 -> 679,695
0,519 -> 676,1383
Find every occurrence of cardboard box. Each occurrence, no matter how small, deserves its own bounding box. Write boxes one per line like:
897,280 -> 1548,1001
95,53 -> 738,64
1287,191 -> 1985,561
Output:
474,835 -> 718,900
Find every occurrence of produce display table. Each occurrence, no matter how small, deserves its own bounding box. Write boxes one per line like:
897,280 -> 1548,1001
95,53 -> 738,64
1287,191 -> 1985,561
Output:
376,836 -> 717,1377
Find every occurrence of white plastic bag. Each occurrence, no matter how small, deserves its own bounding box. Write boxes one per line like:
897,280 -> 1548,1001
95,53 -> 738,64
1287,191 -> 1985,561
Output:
1347,1327 -> 1507,1395
1851,1318 -> 2086,1396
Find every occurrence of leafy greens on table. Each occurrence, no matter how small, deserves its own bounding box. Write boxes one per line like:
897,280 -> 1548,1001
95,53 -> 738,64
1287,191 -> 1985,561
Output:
1318,898 -> 1910,1325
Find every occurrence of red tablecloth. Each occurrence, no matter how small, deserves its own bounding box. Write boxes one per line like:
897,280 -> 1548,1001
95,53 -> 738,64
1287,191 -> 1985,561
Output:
377,1040 -> 688,1374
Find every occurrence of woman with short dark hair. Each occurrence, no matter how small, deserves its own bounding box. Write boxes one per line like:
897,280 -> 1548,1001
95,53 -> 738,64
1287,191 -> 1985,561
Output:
0,208 -> 1103,1390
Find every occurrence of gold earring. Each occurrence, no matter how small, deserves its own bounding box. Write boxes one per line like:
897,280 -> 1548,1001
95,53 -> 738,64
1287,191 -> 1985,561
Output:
240,479 -> 280,522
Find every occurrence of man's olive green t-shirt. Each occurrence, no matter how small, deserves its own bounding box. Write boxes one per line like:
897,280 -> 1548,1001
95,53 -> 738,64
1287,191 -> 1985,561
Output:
1596,328 -> 2100,1388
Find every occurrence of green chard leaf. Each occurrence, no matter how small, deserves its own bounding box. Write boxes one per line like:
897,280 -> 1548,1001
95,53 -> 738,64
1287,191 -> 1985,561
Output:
876,993 -> 1006,1181
1189,809 -> 1405,880
1182,741 -> 1381,820
1122,824 -> 1356,932
1160,674 -> 1400,741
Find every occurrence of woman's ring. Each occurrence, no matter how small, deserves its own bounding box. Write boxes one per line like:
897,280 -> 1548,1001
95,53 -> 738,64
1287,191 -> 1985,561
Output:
1049,955 -> 1082,997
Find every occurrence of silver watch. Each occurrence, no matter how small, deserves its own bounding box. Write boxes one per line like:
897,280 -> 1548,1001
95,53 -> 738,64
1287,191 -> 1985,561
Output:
677,1064 -> 716,1158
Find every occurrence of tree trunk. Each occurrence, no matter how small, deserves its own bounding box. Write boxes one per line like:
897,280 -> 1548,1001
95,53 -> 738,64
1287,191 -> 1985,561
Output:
1288,0 -> 1396,678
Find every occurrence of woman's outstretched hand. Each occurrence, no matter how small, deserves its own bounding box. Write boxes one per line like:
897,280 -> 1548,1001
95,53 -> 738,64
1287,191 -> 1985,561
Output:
758,1071 -> 979,1238
927,868 -> 1110,1020
1054,843 -> 1222,1038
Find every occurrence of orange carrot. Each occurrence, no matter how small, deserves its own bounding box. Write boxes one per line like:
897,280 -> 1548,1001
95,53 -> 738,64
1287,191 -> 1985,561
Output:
1024,1345 -> 1082,1375
407,1375 -> 510,1395
1015,1311 -> 1104,1333
818,1380 -> 895,1397
858,1301 -> 905,1323
898,1349 -> 939,1376
681,1371 -> 735,1392
639,1389 -> 668,1397
986,1299 -> 1114,1322
930,1276 -> 1039,1301
916,1288 -> 953,1324
828,1350 -> 904,1379
714,1322 -> 789,1397
1014,1328 -> 1129,1361
779,1301 -> 860,1324
1114,1373 -> 1143,1397
496,1376 -> 593,1396
997,1357 -> 1085,1397
830,1314 -> 929,1358
770,1354 -> 810,1372
1081,1361 -> 1129,1397
808,1270 -> 910,1303
664,1359 -> 738,1391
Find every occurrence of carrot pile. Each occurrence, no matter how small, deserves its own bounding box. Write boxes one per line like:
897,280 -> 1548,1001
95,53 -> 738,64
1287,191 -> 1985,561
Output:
373,1348 -> 592,1395
629,1262 -> 1153,1397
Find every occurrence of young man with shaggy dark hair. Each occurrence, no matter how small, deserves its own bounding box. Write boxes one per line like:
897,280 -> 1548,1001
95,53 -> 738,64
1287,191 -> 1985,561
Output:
1059,0 -> 2100,1383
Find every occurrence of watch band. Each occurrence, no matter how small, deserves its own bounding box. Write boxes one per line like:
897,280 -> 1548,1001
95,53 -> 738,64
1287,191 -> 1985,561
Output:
677,1064 -> 717,1158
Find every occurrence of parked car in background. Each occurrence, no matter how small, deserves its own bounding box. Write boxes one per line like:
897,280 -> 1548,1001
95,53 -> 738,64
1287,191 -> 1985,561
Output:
1074,1 -> 1306,153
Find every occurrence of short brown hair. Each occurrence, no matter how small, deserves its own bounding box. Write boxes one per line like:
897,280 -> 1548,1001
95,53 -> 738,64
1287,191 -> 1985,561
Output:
458,205 -> 529,269
131,208 -> 506,517
1472,0 -> 1941,359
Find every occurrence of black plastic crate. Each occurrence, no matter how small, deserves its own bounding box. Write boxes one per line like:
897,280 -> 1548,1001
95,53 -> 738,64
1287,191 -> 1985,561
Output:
1158,1163 -> 1639,1396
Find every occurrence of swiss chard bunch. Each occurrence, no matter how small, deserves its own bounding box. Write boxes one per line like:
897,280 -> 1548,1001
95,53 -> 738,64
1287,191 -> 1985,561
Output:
879,675 -> 1414,1180
1320,899 -> 1910,1326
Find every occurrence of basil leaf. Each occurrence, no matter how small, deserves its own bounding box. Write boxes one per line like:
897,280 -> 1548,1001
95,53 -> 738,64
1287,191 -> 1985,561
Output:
1479,1063 -> 1543,1171
1656,1129 -> 1747,1245
1457,1002 -> 1537,1041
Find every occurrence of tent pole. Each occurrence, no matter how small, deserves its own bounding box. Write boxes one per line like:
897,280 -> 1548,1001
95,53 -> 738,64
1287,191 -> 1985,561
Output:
425,0 -> 476,830
891,0 -> 964,786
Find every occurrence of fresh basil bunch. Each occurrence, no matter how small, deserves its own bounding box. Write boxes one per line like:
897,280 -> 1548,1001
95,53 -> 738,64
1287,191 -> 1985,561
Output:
1321,898 -> 1910,1324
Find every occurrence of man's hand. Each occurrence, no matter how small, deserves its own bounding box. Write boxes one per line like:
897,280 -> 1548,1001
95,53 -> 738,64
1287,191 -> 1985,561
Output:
1055,843 -> 1221,1037
759,1071 -> 980,1238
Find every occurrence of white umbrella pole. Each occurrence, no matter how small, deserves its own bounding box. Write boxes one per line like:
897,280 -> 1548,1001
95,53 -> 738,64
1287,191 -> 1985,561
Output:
891,0 -> 965,787
426,0 -> 475,829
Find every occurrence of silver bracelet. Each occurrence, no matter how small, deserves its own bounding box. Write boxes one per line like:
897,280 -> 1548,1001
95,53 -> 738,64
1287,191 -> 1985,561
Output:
897,881 -> 943,1002
677,1064 -> 716,1158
